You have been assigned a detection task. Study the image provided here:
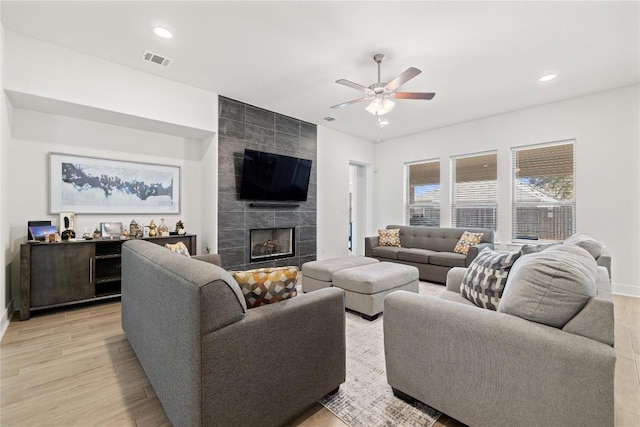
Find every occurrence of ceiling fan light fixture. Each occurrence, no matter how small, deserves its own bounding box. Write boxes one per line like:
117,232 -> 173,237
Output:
365,97 -> 395,116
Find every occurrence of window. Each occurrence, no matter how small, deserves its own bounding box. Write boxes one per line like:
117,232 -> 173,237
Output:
512,140 -> 575,242
451,152 -> 498,230
406,160 -> 440,226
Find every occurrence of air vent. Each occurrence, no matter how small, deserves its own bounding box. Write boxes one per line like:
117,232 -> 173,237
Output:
323,116 -> 338,122
141,50 -> 172,67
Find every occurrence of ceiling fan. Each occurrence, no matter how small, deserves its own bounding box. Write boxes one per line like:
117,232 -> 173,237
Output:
331,54 -> 435,118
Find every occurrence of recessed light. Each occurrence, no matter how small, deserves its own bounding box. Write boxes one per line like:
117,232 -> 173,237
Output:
153,27 -> 173,39
538,74 -> 556,82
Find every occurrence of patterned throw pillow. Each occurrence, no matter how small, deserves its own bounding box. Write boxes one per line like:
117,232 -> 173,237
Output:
460,248 -> 521,310
165,241 -> 191,258
378,228 -> 401,247
232,266 -> 298,308
453,231 -> 484,255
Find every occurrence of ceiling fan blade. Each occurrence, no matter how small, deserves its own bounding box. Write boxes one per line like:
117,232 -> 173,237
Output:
392,92 -> 436,100
385,67 -> 422,92
330,97 -> 373,109
336,79 -> 374,95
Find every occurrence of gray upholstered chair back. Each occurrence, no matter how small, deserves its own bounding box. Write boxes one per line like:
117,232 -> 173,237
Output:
386,225 -> 495,252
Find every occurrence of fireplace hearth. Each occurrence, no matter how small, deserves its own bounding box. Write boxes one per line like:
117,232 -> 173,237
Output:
250,227 -> 295,262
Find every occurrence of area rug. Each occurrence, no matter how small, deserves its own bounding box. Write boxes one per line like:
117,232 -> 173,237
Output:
319,312 -> 441,427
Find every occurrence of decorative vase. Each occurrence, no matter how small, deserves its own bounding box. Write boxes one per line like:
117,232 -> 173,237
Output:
158,218 -> 169,237
129,219 -> 140,238
148,220 -> 157,238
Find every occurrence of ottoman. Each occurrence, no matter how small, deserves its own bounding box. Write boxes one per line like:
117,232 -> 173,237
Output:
332,262 -> 419,321
301,256 -> 379,293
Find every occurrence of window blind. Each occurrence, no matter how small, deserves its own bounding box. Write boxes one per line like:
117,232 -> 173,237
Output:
511,140 -> 575,242
406,160 -> 440,226
451,152 -> 498,230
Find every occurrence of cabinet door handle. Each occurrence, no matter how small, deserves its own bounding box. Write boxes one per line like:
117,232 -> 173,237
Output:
89,258 -> 93,284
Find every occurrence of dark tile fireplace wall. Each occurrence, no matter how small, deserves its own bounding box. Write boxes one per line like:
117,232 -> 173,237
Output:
217,96 -> 317,271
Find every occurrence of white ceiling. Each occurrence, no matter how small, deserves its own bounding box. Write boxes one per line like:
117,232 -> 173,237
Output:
1,1 -> 639,142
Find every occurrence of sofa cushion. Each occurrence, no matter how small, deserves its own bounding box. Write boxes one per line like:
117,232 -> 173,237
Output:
332,262 -> 418,294
453,231 -> 484,255
165,241 -> 191,258
519,243 -> 557,256
371,246 -> 403,260
378,228 -> 401,247
498,245 -> 598,328
232,266 -> 298,308
460,248 -> 521,310
302,256 -> 378,282
428,252 -> 467,268
563,233 -> 603,259
437,289 -> 477,307
397,248 -> 435,263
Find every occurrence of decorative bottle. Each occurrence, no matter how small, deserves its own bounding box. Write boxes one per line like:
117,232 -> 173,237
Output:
158,218 -> 169,237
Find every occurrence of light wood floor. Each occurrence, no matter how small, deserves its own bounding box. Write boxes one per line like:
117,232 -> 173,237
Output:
1,292 -> 639,427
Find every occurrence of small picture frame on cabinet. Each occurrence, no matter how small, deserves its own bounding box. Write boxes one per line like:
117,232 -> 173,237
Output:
59,212 -> 75,232
100,222 -> 123,239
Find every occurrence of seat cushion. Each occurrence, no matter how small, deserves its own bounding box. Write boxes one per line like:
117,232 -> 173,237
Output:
428,252 -> 467,268
332,262 -> 419,294
397,248 -> 435,263
437,290 -> 477,307
460,248 -> 521,310
498,245 -> 598,328
302,256 -> 379,282
371,246 -> 403,260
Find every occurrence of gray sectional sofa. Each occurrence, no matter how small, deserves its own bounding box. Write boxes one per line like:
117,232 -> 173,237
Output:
121,240 -> 346,427
384,243 -> 615,427
365,225 -> 495,283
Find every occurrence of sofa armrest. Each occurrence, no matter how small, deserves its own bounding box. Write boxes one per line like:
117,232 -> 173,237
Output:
192,253 -> 222,266
201,287 -> 346,426
596,246 -> 612,278
464,242 -> 493,266
384,291 -> 615,427
364,235 -> 379,257
445,267 -> 467,293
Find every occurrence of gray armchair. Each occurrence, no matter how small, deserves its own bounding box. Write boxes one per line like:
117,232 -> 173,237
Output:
122,240 -> 346,427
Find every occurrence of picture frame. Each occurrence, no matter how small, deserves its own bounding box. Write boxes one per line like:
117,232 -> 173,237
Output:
49,153 -> 180,214
100,222 -> 123,239
59,212 -> 75,231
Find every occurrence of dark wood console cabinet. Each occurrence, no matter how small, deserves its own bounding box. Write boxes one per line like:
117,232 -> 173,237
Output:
20,234 -> 196,320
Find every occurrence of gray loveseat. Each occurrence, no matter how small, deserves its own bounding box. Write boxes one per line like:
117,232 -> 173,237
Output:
384,246 -> 615,427
365,225 -> 495,283
121,240 -> 346,427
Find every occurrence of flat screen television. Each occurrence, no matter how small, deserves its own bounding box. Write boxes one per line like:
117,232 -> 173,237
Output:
239,149 -> 312,201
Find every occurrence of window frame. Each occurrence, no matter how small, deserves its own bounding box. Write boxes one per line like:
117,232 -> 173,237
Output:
405,158 -> 441,227
450,151 -> 498,231
511,139 -> 576,243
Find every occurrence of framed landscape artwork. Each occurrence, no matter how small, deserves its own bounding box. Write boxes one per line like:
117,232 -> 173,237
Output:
49,153 -> 181,214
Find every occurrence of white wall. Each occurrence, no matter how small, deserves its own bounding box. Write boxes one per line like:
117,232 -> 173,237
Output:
7,109 -> 206,301
1,31 -> 221,317
374,85 -> 640,296
1,20 -> 10,340
317,126 -> 376,259
4,31 -> 216,134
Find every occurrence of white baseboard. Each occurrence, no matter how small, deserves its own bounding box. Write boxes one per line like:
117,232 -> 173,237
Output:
0,300 -> 12,342
612,283 -> 640,298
